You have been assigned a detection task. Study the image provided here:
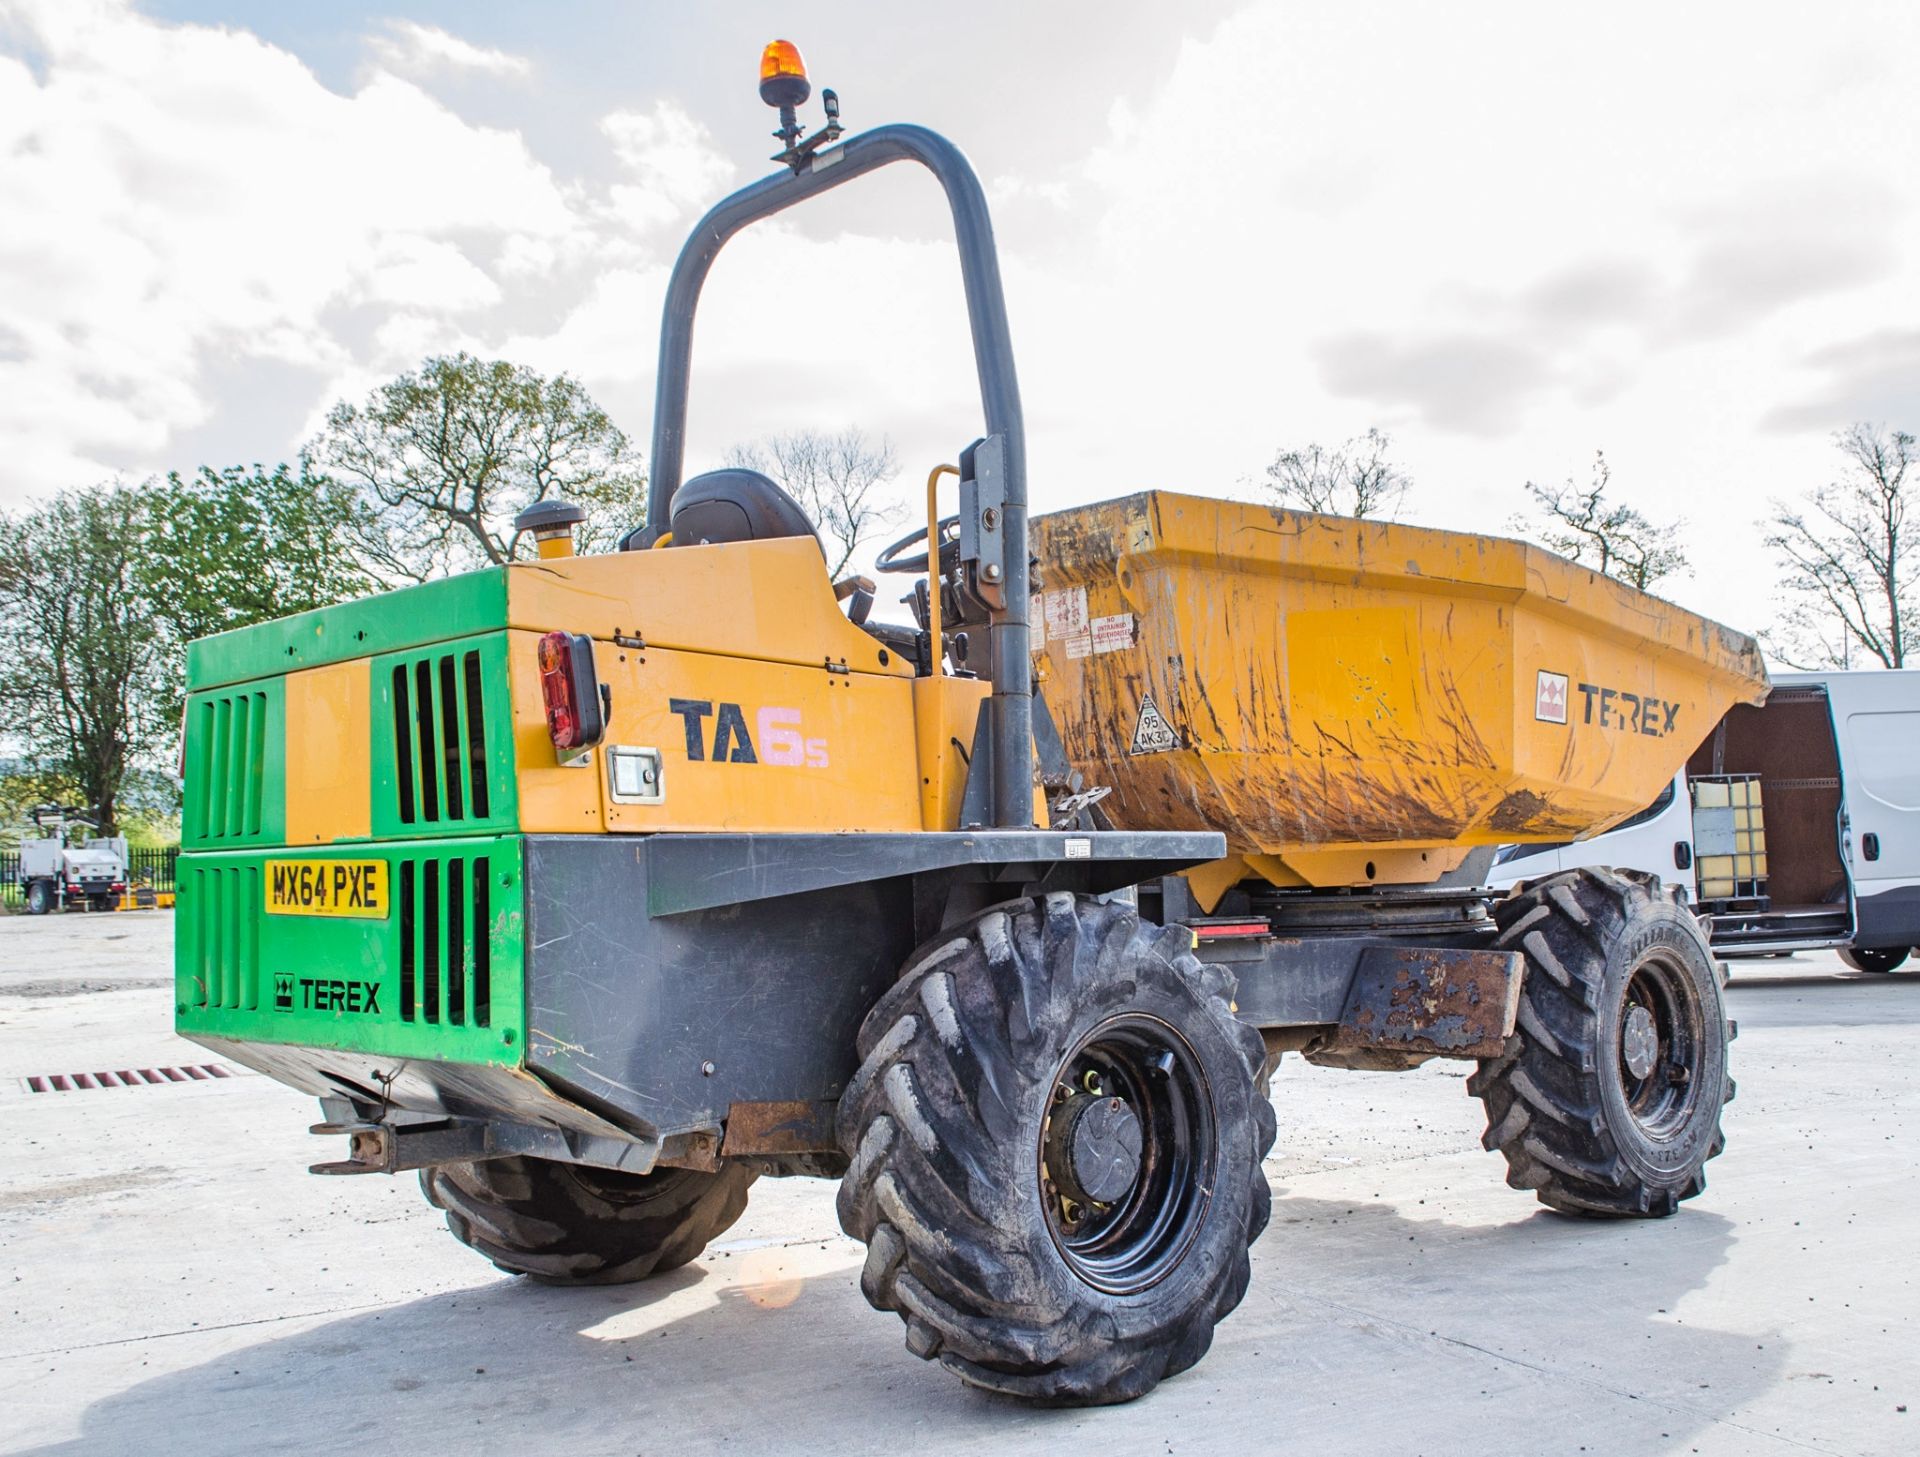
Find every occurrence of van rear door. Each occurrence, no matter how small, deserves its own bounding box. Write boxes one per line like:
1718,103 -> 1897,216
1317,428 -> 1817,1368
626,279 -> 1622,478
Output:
1834,682 -> 1920,948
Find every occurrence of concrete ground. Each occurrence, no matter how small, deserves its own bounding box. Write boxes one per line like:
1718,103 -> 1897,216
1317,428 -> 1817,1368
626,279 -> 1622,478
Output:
1,912 -> 1914,1457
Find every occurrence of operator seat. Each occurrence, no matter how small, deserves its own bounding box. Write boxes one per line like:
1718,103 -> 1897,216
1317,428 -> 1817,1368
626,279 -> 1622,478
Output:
620,468 -> 823,557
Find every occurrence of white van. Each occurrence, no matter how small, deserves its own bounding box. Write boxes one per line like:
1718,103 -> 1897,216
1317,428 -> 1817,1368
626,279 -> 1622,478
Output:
1491,670 -> 1920,969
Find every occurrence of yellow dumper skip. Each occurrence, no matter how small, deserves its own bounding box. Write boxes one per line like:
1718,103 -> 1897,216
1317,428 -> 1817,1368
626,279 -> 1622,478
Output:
1032,492 -> 1768,902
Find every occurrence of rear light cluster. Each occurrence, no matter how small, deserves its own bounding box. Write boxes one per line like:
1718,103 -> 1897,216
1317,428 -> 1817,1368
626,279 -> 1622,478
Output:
536,631 -> 607,755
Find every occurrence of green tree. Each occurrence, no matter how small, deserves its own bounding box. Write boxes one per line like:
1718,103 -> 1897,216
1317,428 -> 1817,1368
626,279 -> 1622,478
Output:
1515,450 -> 1688,591
1764,423 -> 1917,670
0,763 -> 80,848
139,462 -> 376,712
311,353 -> 647,579
0,486 -> 169,834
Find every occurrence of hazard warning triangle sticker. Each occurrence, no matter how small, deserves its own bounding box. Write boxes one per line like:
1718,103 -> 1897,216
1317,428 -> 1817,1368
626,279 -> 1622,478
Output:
1129,694 -> 1178,754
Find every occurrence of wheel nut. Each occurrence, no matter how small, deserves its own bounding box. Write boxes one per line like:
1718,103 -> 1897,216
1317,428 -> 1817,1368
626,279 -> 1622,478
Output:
1621,1005 -> 1658,1080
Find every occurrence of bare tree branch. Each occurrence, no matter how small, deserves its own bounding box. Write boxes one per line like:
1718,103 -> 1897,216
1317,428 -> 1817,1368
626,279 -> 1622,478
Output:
1261,427 -> 1412,520
1512,450 -> 1689,591
725,427 -> 904,577
1762,422 -> 1916,669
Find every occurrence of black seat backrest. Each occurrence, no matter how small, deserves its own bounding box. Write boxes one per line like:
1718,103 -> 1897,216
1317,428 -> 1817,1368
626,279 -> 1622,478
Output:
651,468 -> 823,556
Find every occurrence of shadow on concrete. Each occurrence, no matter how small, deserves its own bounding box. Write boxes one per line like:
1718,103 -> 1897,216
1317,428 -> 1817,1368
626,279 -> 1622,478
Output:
31,1180 -> 1778,1457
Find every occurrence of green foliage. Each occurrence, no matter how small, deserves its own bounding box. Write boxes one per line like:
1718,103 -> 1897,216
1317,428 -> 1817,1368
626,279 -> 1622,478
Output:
140,462 -> 376,719
0,763 -> 79,848
311,352 -> 647,578
0,353 -> 644,840
144,462 -> 375,645
0,485 -> 170,834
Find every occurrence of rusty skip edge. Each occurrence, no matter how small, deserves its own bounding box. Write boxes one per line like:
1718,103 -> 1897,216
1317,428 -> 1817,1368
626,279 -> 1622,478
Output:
1327,945 -> 1524,1060
720,1098 -> 840,1157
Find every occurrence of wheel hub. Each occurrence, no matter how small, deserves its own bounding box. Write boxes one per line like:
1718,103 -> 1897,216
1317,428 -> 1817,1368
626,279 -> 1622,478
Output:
1037,1015 -> 1217,1295
1621,1003 -> 1659,1080
1048,1094 -> 1143,1206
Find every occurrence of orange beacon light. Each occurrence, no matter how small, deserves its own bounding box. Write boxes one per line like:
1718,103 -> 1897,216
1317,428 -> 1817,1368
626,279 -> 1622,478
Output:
759,40 -> 810,109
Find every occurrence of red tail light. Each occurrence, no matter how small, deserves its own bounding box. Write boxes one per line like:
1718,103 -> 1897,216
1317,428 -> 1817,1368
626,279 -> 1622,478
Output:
536,631 -> 606,753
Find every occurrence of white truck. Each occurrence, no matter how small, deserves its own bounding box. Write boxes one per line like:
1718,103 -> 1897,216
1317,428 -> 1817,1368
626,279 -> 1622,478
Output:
1492,670 -> 1920,969
17,807 -> 129,914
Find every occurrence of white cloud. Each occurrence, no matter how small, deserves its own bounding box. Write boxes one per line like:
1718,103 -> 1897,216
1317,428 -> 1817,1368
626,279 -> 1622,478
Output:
367,20 -> 531,80
983,0 -> 1920,639
7,0 -> 1920,652
599,102 -> 737,238
0,0 -> 579,494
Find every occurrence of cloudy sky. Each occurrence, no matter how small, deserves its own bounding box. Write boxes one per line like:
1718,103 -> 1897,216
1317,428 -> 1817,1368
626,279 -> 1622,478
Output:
3,0 -> 1916,641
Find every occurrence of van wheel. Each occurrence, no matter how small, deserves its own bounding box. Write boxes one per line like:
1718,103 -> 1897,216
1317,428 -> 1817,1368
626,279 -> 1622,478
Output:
1838,946 -> 1908,974
422,1156 -> 755,1284
25,880 -> 53,915
1470,868 -> 1732,1217
836,893 -> 1274,1405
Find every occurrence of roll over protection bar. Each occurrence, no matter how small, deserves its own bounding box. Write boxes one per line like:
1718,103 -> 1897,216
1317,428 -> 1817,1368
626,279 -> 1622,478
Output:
645,124 -> 1033,828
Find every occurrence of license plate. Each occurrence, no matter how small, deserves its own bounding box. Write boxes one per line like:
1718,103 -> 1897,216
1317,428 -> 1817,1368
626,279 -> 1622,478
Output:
264,859 -> 389,919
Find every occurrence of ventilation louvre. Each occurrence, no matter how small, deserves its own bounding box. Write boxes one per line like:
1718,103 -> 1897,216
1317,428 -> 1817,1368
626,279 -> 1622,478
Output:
390,649 -> 491,828
194,691 -> 269,841
180,862 -> 261,1011
399,852 -> 492,1027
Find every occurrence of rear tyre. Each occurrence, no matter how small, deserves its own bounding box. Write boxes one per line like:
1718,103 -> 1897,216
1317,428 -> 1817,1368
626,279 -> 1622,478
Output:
1838,946 -> 1908,974
1470,868 -> 1731,1217
836,893 -> 1275,1405
421,1155 -> 756,1284
25,880 -> 53,915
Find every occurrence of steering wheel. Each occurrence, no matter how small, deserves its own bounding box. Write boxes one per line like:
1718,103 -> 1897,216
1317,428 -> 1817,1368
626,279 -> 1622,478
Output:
875,515 -> 962,575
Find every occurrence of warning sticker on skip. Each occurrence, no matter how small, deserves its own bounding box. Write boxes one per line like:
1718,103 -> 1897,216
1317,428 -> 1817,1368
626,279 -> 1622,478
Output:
1129,694 -> 1179,754
1091,613 -> 1135,654
1042,587 -> 1089,639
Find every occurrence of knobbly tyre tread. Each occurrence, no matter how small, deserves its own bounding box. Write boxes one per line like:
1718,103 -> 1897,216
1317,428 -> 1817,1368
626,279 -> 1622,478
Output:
1469,867 -> 1732,1217
421,1155 -> 756,1285
835,893 -> 1276,1405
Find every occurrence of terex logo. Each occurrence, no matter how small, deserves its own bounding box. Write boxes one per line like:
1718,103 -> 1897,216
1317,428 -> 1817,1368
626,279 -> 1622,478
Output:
668,699 -> 829,767
1577,683 -> 1680,738
290,978 -> 382,1014
273,975 -> 294,1011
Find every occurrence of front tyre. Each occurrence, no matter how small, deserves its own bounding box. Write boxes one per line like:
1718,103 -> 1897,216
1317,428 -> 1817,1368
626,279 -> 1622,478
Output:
422,1156 -> 755,1284
25,880 -> 53,915
1471,868 -> 1732,1217
836,893 -> 1275,1405
1838,945 -> 1908,974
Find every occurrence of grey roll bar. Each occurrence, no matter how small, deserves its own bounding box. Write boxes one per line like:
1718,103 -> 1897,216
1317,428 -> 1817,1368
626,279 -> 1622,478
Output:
645,123 -> 1033,829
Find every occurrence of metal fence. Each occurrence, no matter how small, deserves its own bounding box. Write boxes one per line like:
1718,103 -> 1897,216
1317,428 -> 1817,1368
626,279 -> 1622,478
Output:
1,845 -> 178,909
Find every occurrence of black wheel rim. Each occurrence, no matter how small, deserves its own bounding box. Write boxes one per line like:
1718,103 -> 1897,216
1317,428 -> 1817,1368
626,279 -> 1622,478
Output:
1037,1014 -> 1217,1295
1618,952 -> 1706,1139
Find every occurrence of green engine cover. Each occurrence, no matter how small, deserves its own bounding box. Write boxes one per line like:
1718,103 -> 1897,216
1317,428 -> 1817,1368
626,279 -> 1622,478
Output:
175,835 -> 525,1066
